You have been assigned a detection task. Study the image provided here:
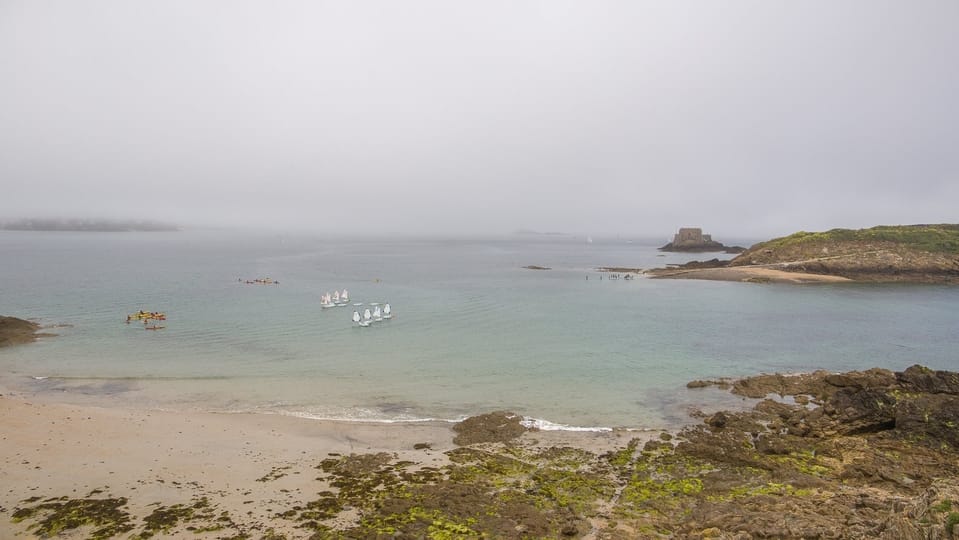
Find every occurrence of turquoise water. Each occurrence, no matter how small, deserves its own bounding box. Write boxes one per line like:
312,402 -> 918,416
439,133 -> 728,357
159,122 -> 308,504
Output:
2,230 -> 958,429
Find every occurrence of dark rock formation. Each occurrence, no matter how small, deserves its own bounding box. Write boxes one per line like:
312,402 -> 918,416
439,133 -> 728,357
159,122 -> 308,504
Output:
0,316 -> 41,347
452,411 -> 529,445
666,364 -> 959,538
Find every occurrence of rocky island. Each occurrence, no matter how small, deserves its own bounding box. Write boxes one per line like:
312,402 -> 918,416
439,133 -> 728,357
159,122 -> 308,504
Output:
659,228 -> 745,254
651,224 -> 959,284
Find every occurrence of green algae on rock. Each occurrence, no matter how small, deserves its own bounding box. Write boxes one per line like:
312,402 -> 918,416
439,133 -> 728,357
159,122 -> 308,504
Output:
11,496 -> 134,539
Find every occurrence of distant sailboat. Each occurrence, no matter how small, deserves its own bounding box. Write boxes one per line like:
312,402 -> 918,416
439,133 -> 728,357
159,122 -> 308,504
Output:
586,236 -> 593,245
382,303 -> 392,319
320,292 -> 335,308
332,290 -> 340,303
363,308 -> 373,325
373,305 -> 383,321
353,310 -> 370,327
341,289 -> 349,302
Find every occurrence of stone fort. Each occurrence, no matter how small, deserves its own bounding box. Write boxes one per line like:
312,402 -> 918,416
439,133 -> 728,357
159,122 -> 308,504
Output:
672,227 -> 712,247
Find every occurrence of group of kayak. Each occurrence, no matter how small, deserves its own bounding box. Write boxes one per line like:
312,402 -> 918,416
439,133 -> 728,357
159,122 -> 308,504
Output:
240,277 -> 279,285
126,310 -> 166,330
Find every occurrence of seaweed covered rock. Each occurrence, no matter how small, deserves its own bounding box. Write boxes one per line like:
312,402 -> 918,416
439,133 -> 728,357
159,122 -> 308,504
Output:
0,316 -> 41,347
452,411 -> 529,446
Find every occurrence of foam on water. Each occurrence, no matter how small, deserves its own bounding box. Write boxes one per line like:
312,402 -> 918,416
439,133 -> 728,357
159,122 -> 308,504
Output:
521,417 -> 613,432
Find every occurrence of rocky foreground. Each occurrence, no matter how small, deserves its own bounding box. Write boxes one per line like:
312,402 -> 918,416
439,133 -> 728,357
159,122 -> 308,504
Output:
6,365 -> 959,539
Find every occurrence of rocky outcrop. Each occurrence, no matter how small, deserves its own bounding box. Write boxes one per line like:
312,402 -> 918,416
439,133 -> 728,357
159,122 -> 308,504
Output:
0,316 -> 41,347
452,411 -> 528,445
669,364 -> 959,538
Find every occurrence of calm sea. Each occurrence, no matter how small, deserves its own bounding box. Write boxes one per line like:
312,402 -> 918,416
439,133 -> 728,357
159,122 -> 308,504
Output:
2,230 -> 958,430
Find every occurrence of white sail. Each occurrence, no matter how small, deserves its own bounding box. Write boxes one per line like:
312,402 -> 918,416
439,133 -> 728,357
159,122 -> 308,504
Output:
352,311 -> 360,323
341,289 -> 349,301
383,303 -> 392,319
373,306 -> 382,320
363,309 -> 372,321
332,291 -> 340,302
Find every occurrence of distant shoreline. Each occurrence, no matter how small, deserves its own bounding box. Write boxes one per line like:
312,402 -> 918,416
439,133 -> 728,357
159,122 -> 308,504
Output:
1,218 -> 177,232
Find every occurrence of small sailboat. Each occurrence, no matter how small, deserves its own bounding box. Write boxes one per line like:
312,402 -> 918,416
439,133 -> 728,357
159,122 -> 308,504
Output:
382,303 -> 392,319
320,293 -> 336,308
363,308 -> 373,326
353,310 -> 370,327
341,289 -> 349,302
373,305 -> 383,321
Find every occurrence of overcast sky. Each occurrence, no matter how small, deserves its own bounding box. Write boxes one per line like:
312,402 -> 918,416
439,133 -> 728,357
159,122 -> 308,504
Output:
1,1 -> 957,237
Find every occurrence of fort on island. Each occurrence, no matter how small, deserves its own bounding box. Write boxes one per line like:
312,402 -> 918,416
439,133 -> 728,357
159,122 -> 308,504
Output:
673,227 -> 712,246
659,227 -> 745,253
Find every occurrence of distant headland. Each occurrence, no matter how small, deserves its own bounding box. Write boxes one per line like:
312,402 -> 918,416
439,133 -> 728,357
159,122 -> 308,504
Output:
650,224 -> 959,284
659,227 -> 745,254
1,218 -> 178,232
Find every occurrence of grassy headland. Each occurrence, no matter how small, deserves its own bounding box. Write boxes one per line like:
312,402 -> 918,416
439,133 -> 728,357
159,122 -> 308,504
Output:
651,224 -> 959,283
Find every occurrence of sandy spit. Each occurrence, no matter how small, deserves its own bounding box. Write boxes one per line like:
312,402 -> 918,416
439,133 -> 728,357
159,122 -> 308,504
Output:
647,266 -> 852,283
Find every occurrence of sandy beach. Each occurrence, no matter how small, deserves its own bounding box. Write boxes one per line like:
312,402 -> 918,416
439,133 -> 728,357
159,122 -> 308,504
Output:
0,393 -> 645,538
646,266 -> 852,284
5,369 -> 959,538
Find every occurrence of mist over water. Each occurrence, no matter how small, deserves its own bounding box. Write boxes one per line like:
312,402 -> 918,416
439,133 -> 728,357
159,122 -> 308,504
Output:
2,2 -> 958,236
2,230 -> 957,429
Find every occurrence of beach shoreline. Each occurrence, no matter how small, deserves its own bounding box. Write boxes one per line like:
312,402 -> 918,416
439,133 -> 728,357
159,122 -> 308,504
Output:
0,392 -> 651,538
5,365 -> 959,538
646,265 -> 853,284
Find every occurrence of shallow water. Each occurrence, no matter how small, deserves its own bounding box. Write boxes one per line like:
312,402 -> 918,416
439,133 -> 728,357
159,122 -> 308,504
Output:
2,230 -> 957,429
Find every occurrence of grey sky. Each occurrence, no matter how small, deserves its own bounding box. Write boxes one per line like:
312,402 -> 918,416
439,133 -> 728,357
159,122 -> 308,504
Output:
2,1 -> 957,237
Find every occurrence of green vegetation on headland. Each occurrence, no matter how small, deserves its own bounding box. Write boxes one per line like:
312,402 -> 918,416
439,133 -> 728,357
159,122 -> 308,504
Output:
649,224 -> 959,283
1,218 -> 177,232
730,224 -> 959,283
9,366 -> 959,538
747,224 -> 959,254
